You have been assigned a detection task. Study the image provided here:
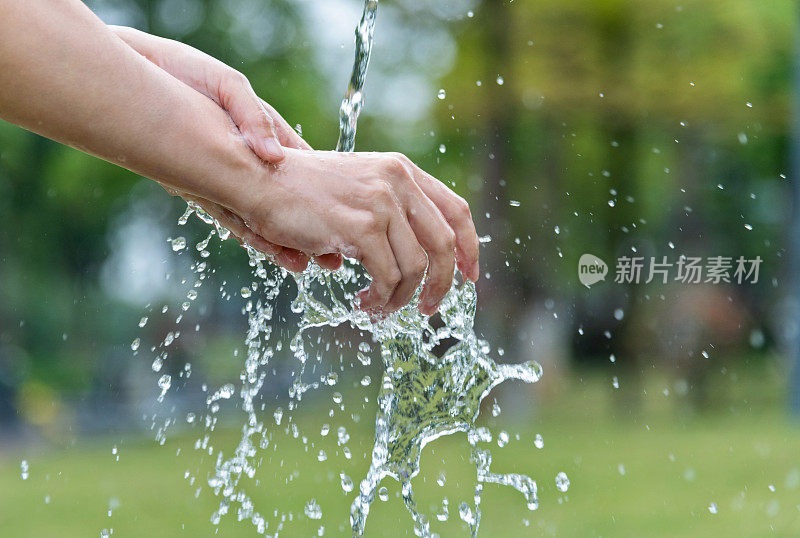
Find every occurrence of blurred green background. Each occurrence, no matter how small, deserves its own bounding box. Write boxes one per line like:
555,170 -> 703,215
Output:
1,0 -> 800,536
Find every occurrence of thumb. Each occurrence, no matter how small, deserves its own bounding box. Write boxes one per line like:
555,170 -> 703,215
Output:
219,72 -> 285,163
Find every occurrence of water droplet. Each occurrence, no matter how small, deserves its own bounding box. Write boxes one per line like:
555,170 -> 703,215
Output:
496,75 -> 504,85
360,375 -> 371,386
708,502 -> 718,514
273,407 -> 283,425
130,338 -> 140,351
555,472 -> 570,492
337,426 -> 350,446
378,487 -> 389,502
157,374 -> 171,402
534,434 -> 544,449
317,449 -> 327,462
436,498 -> 450,521
240,287 -> 252,298
20,460 -> 29,480
498,430 -> 509,447
437,89 -> 446,100
438,144 -> 446,154
614,308 -> 624,321
170,237 -> 186,251
340,473 -> 354,493
305,499 -> 322,520
138,316 -> 148,328
459,502 -> 476,525
612,376 -> 620,389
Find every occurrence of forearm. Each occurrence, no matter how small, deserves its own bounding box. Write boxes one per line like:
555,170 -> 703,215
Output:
0,0 -> 258,208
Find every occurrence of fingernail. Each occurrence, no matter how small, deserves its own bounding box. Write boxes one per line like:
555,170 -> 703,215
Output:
262,138 -> 285,162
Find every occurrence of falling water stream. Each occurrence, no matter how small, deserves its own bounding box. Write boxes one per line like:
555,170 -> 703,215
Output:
150,2 -> 546,536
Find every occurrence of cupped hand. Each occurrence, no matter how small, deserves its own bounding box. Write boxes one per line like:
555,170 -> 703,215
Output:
237,150 -> 480,316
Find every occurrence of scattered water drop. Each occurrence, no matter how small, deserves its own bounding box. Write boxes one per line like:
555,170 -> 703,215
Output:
20,460 -> 29,480
708,502 -> 718,514
305,499 -> 322,520
555,472 -> 570,492
437,89 -> 446,100
497,431 -> 509,448
377,487 -> 389,502
130,338 -> 140,351
438,144 -> 446,154
534,434 -> 544,449
170,237 -> 186,252
157,374 -> 171,402
436,472 -> 446,487
340,473 -> 354,493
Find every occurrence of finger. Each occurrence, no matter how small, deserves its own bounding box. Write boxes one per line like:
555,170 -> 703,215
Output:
260,98 -> 313,150
219,73 -> 285,162
272,246 -> 311,272
411,169 -> 480,282
402,186 -> 456,315
355,232 -> 401,314
314,253 -> 343,271
384,215 -> 428,313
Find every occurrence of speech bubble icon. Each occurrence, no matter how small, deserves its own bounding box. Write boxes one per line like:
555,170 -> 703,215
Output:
578,253 -> 608,288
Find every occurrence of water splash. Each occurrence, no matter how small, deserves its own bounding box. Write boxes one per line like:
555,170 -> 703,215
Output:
149,1 -> 543,535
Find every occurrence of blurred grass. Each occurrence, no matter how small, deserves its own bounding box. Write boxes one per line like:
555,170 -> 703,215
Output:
1,363 -> 800,537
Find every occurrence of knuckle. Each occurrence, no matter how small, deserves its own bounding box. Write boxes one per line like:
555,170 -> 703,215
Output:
368,180 -> 395,205
386,269 -> 402,288
436,229 -> 456,254
227,69 -> 249,87
412,254 -> 428,280
356,211 -> 385,235
453,195 -> 472,219
258,111 -> 276,130
383,153 -> 412,178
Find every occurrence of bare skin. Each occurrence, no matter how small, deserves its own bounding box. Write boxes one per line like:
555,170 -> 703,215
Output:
0,0 -> 479,316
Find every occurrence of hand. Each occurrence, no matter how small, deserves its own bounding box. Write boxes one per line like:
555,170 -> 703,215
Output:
235,149 -> 480,316
110,26 -> 342,271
